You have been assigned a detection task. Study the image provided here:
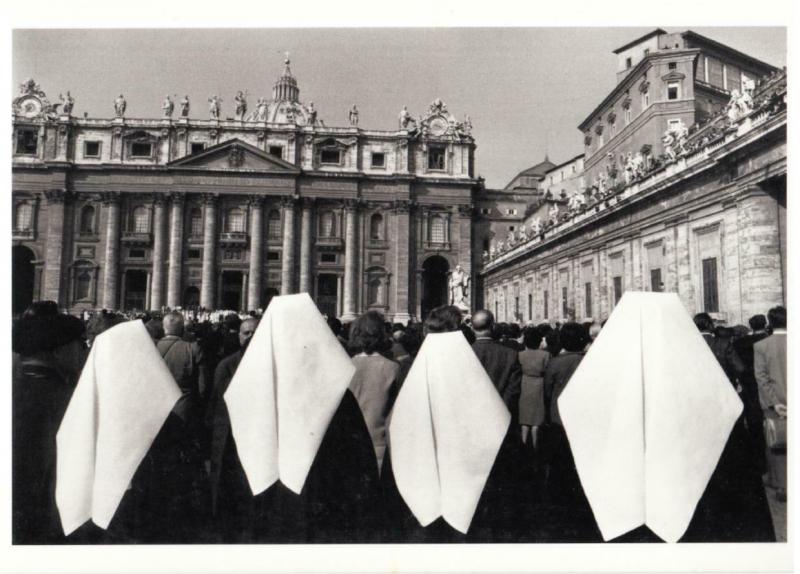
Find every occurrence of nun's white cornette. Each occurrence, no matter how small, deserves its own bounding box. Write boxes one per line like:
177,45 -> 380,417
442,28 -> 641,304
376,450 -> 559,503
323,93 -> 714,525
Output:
558,292 -> 743,542
56,321 -> 182,535
388,331 -> 511,534
223,293 -> 356,496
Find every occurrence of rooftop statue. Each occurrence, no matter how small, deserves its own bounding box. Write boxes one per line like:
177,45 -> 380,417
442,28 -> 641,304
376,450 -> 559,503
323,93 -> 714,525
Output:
60,92 -> 74,116
114,94 -> 126,118
208,95 -> 222,119
180,95 -> 190,118
234,91 -> 247,120
162,95 -> 174,118
349,104 -> 359,126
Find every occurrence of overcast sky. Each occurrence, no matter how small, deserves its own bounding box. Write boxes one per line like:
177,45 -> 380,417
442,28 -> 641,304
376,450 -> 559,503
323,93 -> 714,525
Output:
13,27 -> 785,188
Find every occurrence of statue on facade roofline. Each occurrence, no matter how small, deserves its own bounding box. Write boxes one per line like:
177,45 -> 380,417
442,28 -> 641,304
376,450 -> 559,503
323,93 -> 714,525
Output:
518,224 -> 528,242
208,95 -> 222,119
308,101 -> 317,125
234,91 -> 247,120
180,95 -> 190,117
349,104 -> 359,126
114,94 -> 126,118
59,92 -> 74,116
548,204 -> 559,225
489,245 -> 496,259
507,229 -> 516,246
399,105 -> 412,129
162,95 -> 174,118
530,217 -> 541,237
482,250 -> 490,262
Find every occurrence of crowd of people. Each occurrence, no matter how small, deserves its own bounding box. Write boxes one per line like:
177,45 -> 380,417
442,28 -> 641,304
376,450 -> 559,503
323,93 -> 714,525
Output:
11,297 -> 786,544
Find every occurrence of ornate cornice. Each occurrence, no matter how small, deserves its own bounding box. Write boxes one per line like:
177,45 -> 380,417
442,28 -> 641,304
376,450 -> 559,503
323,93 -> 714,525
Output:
100,191 -> 121,205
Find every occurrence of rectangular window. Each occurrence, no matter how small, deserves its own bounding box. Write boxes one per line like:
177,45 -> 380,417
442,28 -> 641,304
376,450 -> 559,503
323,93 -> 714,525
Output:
702,257 -> 719,312
267,251 -> 280,262
613,276 -> 623,304
129,248 -> 146,259
668,62 -> 677,70
187,248 -> 201,260
495,300 -> 499,318
506,208 -> 518,216
370,152 -> 385,168
650,268 -> 663,292
481,208 -> 491,215
515,296 -> 520,318
320,253 -> 337,264
320,148 -> 342,165
543,290 -> 549,319
625,57 -> 632,69
704,56 -> 710,83
428,146 -> 446,170
84,141 -> 101,158
15,129 -> 38,155
611,122 -> 617,136
667,81 -> 680,100
625,107 -> 632,124
585,282 -> 593,318
528,293 -> 532,321
190,142 -> 205,154
641,91 -> 650,109
562,286 -> 568,318
269,145 -> 283,158
722,64 -> 728,90
130,142 -> 153,157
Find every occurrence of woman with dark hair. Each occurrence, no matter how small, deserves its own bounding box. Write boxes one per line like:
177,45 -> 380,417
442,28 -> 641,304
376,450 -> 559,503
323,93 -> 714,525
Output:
424,305 -> 463,335
518,326 -> 549,449
348,311 -> 400,473
12,309 -> 88,543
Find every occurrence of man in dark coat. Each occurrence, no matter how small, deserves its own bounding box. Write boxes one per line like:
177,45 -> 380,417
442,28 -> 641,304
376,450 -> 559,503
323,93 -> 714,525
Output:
470,310 -> 522,422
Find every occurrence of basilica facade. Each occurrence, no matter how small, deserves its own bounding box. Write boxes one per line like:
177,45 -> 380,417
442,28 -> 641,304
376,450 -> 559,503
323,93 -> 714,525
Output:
11,60 -> 478,321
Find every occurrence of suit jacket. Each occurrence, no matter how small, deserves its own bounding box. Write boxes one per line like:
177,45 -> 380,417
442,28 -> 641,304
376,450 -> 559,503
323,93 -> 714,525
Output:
754,332 -> 787,410
157,335 -> 205,396
471,338 -> 521,421
543,351 -> 584,427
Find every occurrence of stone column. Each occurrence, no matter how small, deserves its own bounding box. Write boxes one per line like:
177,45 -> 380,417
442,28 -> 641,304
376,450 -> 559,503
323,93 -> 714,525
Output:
42,190 -> 68,305
166,193 -> 185,308
200,194 -> 218,309
247,196 -> 264,310
150,195 -> 168,310
392,200 -> 412,324
298,198 -> 314,294
736,187 -> 784,320
241,271 -> 249,311
342,199 -> 360,321
101,192 -> 121,309
280,196 -> 297,295
145,271 -> 152,310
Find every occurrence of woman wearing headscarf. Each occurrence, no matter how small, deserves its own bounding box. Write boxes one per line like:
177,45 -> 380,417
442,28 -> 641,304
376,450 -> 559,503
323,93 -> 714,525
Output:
218,294 -> 384,543
381,327 -> 536,543
12,307 -> 87,543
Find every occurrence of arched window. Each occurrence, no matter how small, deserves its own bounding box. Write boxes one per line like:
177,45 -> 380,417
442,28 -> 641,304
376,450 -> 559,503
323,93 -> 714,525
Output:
225,207 -> 245,233
429,215 -> 445,244
370,213 -> 384,240
80,205 -> 95,234
190,208 -> 203,236
267,209 -> 281,238
132,206 -> 150,233
75,270 -> 92,300
319,210 -> 336,237
14,202 -> 33,231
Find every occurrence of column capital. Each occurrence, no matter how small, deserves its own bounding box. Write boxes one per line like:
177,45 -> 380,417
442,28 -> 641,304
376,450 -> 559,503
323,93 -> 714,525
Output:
152,193 -> 170,206
247,194 -> 266,208
392,199 -> 417,213
343,198 -> 364,211
201,193 -> 219,206
299,196 -> 316,210
44,189 -> 69,204
169,191 -> 186,205
280,193 -> 300,208
100,191 -> 121,205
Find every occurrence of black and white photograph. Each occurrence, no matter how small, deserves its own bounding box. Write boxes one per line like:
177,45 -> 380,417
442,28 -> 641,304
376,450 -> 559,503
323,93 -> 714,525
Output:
3,1 -> 793,572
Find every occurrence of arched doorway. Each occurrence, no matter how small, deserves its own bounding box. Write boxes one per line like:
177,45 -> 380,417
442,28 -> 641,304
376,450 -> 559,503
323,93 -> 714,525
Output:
183,286 -> 200,308
13,245 -> 35,315
421,255 -> 449,319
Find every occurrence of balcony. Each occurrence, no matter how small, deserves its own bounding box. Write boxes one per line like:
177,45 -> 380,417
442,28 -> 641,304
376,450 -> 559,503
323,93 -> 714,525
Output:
423,240 -> 451,251
366,238 -> 389,250
316,236 -> 343,249
121,232 -> 152,245
12,228 -> 35,241
219,231 -> 248,246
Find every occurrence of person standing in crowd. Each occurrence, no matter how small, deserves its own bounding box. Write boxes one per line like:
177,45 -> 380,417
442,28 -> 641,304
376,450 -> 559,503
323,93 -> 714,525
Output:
732,314 -> 772,477
12,307 -> 87,543
207,317 -> 259,542
754,305 -> 787,503
689,313 -> 775,541
518,326 -> 549,449
585,322 -> 602,351
471,310 -> 522,422
158,312 -> 206,404
424,305 -> 463,335
541,322 -> 600,542
348,310 -> 400,473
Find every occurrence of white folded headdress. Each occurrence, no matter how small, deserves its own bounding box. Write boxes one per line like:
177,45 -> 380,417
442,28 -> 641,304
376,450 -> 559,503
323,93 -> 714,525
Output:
56,320 -> 182,535
224,293 -> 356,496
388,331 -> 511,534
558,291 -> 743,542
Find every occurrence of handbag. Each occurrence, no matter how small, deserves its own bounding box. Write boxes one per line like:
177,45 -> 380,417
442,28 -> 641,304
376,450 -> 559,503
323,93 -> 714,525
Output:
764,415 -> 787,451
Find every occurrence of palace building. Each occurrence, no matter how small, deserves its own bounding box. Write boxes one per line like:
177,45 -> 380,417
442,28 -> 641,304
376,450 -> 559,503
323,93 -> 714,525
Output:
11,59 -> 478,321
478,30 -> 786,327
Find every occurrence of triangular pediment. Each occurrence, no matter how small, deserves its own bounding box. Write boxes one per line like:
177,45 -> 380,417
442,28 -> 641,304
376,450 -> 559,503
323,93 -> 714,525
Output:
168,138 -> 300,172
